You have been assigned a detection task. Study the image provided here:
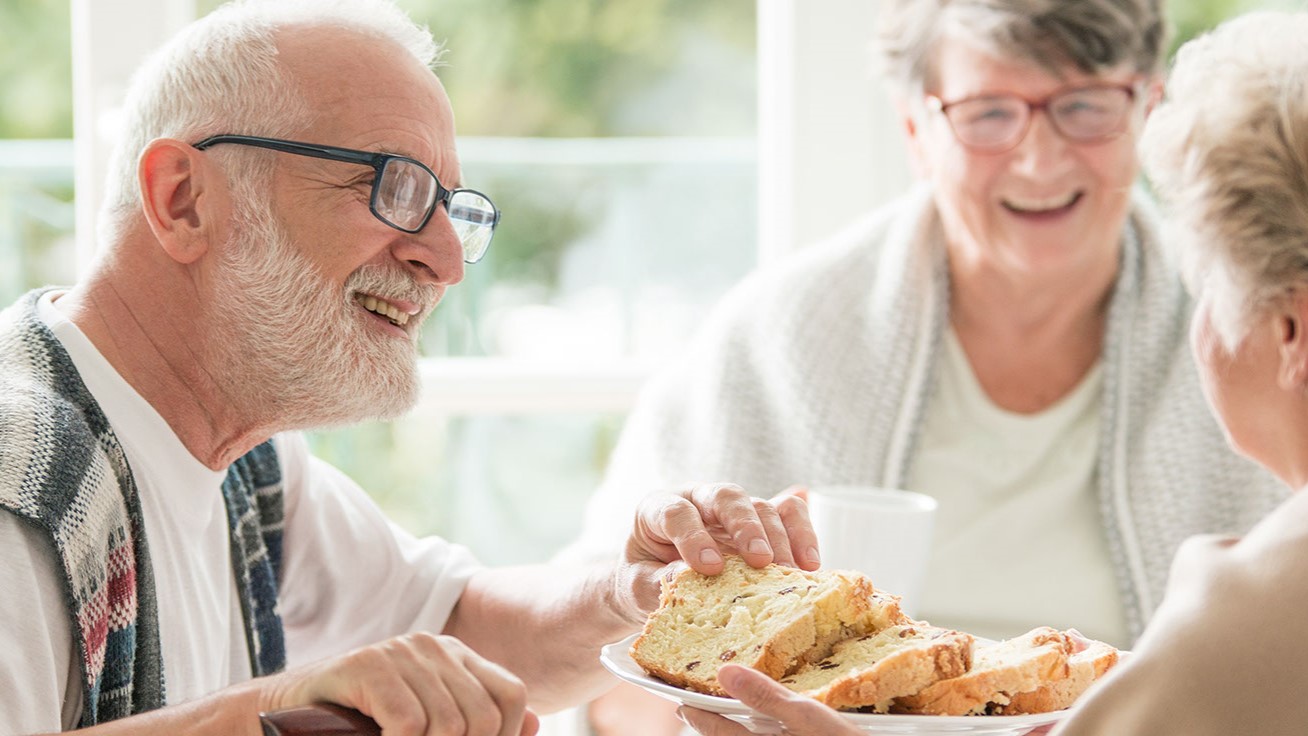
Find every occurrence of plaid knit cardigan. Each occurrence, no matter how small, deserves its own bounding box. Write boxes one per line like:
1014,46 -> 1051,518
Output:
0,289 -> 287,726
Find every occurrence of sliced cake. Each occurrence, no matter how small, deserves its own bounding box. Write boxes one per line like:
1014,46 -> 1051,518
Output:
994,636 -> 1119,714
780,624 -> 974,712
629,556 -> 895,695
893,626 -> 1075,715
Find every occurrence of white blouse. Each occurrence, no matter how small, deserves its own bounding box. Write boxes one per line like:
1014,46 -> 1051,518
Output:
908,328 -> 1129,647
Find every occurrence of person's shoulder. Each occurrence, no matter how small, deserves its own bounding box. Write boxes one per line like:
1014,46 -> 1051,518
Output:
767,187 -> 931,280
1235,490 -> 1308,559
0,292 -> 105,504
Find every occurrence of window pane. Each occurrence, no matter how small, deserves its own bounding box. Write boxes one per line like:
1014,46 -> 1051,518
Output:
393,0 -> 759,360
0,143 -> 77,304
307,413 -> 624,565
0,0 -> 73,139
420,140 -> 757,360
0,0 -> 75,304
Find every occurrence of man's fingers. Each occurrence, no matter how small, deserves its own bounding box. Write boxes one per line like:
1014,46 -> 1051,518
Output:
290,634 -> 531,736
774,484 -> 809,502
630,483 -> 822,576
458,650 -> 531,736
774,494 -> 820,570
397,633 -> 500,735
753,497 -> 796,567
689,483 -> 773,567
646,493 -> 725,573
357,677 -> 428,736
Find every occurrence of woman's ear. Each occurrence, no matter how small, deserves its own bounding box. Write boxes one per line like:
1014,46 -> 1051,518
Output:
137,139 -> 227,264
1276,291 -> 1308,391
1142,76 -> 1165,116
893,96 -> 931,179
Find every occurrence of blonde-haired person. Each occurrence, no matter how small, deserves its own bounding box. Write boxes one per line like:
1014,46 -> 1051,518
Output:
574,1 -> 1286,730
682,10 -> 1308,736
0,1 -> 822,733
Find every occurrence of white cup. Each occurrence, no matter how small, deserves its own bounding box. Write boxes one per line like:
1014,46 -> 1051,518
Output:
807,486 -> 937,616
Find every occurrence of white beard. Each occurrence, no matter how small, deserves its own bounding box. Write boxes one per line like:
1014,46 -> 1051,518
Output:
206,196 -> 437,430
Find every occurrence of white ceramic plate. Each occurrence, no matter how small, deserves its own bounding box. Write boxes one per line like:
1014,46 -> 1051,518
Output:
600,634 -> 1069,735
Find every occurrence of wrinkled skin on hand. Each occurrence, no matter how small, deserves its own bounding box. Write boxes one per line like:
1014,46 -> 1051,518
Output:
678,664 -> 859,736
617,483 -> 820,620
262,631 -> 539,736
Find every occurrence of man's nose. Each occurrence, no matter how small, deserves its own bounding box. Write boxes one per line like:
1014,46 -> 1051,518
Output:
393,206 -> 466,287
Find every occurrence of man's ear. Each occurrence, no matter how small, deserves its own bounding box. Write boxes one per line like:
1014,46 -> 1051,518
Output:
138,139 -> 226,264
1276,291 -> 1308,391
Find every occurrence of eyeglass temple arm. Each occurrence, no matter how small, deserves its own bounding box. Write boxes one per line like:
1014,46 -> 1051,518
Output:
193,135 -> 382,168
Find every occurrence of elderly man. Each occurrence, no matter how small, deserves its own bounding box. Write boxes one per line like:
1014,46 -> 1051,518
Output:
0,1 -> 817,734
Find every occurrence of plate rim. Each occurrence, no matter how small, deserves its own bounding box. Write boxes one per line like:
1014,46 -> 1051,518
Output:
600,632 -> 1071,730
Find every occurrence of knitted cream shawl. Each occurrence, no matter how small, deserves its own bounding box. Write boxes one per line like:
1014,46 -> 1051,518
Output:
578,186 -> 1287,639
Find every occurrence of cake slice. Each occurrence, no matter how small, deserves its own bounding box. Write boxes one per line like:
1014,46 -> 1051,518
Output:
993,636 -> 1119,714
629,556 -> 896,695
780,624 -> 974,712
893,626 -> 1075,715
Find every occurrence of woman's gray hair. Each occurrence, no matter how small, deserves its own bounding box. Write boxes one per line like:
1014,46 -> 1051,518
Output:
99,0 -> 444,245
1142,11 -> 1308,349
875,0 -> 1167,95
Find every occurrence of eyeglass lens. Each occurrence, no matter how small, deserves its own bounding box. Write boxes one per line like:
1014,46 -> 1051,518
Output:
375,159 -> 438,231
448,191 -> 496,263
945,87 -> 1133,149
374,158 -> 498,262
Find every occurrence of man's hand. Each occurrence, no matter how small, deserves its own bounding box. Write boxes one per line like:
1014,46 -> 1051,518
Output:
261,632 -> 539,736
679,664 -> 859,736
619,483 -> 820,616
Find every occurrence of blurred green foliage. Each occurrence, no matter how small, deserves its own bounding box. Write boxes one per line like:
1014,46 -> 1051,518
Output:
1169,0 -> 1308,56
8,0 -> 1308,143
393,0 -> 756,137
0,0 -> 72,138
191,0 -> 756,137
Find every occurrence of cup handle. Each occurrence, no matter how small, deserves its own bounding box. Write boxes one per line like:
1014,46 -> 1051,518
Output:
258,704 -> 380,736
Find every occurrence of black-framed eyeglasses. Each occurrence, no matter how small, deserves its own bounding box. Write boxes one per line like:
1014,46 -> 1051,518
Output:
193,134 -> 500,263
925,83 -> 1140,153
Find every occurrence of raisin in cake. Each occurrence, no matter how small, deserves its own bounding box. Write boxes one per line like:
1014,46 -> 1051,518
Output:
893,626 -> 1075,715
994,637 -> 1119,714
781,624 -> 974,711
629,556 -> 901,695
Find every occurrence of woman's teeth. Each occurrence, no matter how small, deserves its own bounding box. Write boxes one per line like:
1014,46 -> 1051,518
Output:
1003,192 -> 1079,213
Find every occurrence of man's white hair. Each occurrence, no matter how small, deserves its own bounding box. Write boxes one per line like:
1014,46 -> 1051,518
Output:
1142,11 -> 1308,350
99,0 -> 444,245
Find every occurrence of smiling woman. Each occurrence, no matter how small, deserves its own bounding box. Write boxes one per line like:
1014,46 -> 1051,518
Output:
2,0 -> 1290,572
0,5 -> 1294,736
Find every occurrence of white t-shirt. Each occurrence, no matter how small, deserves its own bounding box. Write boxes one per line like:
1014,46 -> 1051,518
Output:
907,329 -> 1129,647
0,292 -> 481,733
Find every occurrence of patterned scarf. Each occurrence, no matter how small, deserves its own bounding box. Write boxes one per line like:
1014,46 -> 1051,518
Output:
0,288 -> 286,726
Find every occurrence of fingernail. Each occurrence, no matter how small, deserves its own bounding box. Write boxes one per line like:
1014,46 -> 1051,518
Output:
805,546 -> 821,566
748,538 -> 771,555
700,547 -> 723,565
